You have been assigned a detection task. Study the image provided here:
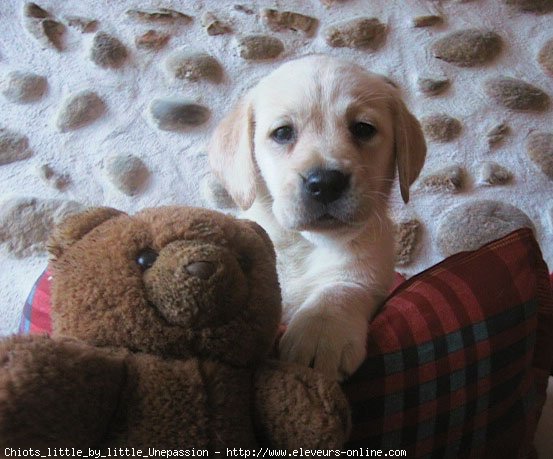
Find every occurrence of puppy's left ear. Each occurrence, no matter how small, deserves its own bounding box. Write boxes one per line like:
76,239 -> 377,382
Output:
208,93 -> 257,210
390,95 -> 427,203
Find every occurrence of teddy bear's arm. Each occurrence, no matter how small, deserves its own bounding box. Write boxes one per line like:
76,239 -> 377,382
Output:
253,360 -> 351,449
0,335 -> 126,447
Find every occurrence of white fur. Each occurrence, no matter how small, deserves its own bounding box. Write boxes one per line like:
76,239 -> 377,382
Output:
208,55 -> 426,381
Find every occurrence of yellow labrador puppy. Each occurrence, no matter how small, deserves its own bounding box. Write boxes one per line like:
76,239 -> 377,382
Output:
208,55 -> 426,381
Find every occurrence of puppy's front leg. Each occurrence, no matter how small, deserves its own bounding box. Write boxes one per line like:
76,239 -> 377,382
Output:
279,282 -> 382,381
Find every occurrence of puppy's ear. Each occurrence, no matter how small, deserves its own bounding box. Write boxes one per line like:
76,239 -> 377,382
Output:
48,207 -> 125,260
391,95 -> 427,203
208,95 -> 256,210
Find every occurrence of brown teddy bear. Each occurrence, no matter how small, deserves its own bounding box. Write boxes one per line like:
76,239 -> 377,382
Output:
0,206 -> 350,449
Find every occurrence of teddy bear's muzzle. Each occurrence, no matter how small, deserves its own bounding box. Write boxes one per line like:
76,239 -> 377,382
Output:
143,241 -> 249,328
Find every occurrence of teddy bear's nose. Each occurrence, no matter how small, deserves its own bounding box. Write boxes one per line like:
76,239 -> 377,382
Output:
186,261 -> 216,280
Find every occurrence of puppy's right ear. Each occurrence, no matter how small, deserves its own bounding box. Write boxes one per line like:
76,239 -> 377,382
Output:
208,95 -> 256,210
48,207 -> 124,260
391,96 -> 427,204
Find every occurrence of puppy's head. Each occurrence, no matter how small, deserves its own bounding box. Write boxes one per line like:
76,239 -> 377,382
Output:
208,55 -> 426,238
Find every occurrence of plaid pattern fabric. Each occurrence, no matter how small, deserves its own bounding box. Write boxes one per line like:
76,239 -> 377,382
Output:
18,268 -> 52,335
343,228 -> 553,458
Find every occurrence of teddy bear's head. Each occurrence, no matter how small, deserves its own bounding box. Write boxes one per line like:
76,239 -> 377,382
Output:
47,206 -> 282,366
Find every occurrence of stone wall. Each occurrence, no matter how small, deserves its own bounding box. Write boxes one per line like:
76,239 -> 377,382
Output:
1,0 -> 552,335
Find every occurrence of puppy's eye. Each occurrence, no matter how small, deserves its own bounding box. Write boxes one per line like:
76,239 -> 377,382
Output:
270,125 -> 295,145
350,122 -> 377,141
136,249 -> 158,270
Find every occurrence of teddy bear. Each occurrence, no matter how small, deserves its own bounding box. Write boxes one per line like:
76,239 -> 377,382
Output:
0,206 -> 350,450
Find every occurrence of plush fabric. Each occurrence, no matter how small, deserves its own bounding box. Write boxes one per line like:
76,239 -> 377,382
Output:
20,228 -> 553,456
343,228 -> 553,457
6,206 -> 350,449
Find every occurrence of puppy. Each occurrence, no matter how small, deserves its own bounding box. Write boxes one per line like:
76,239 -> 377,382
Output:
208,55 -> 426,381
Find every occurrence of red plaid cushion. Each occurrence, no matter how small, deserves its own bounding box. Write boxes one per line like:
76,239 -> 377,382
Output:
19,269 -> 52,335
343,228 -> 553,457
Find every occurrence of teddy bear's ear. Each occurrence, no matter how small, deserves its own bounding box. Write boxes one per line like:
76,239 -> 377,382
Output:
48,207 -> 125,260
240,219 -> 275,255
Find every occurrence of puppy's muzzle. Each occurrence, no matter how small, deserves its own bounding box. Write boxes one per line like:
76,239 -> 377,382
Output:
302,168 -> 351,205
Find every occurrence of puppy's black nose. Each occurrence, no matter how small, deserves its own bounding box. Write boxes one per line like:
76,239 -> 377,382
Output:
303,169 -> 350,204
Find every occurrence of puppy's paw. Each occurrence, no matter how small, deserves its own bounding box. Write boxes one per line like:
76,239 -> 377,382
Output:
279,308 -> 368,381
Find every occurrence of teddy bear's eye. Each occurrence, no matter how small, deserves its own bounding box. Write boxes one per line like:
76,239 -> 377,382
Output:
136,249 -> 158,270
